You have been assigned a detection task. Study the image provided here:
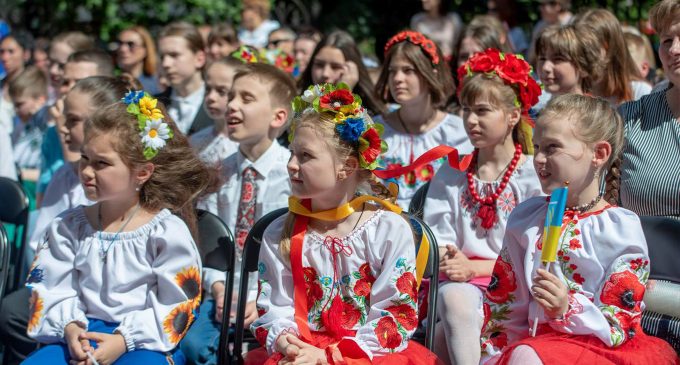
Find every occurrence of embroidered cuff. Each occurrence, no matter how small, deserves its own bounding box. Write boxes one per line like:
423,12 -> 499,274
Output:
58,315 -> 89,340
549,294 -> 582,327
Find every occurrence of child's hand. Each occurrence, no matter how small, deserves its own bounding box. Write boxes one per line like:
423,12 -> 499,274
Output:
276,333 -> 300,362
339,61 -> 359,90
532,268 -> 569,319
64,322 -> 89,364
284,335 -> 328,365
212,281 -> 226,323
244,300 -> 259,326
439,245 -> 475,282
80,332 -> 126,365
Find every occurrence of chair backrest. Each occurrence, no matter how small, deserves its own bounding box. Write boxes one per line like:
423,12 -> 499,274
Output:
195,209 -> 236,365
407,215 -> 439,351
0,223 -> 11,303
639,216 -> 680,283
0,177 -> 30,292
408,182 -> 430,220
233,207 -> 288,363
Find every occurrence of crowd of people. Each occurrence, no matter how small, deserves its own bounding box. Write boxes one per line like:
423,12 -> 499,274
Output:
0,0 -> 679,364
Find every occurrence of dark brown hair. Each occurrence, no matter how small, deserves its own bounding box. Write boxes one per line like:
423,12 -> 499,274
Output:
298,31 -> 386,115
375,37 -> 454,109
71,75 -> 141,108
207,23 -> 239,47
85,98 -> 219,238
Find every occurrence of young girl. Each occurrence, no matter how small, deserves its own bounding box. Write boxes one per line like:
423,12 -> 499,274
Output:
573,9 -> 651,105
157,21 -> 211,136
248,83 -> 439,365
479,94 -> 678,364
422,48 -> 543,365
189,57 -> 242,164
535,24 -> 602,103
298,30 -> 386,116
22,90 -> 218,365
375,30 -> 472,208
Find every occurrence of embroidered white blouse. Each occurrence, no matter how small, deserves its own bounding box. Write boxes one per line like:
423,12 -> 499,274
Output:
423,156 -> 543,258
189,126 -> 238,165
26,207 -> 202,353
375,113 -> 473,209
251,209 -> 419,359
480,197 -> 651,362
29,162 -> 93,252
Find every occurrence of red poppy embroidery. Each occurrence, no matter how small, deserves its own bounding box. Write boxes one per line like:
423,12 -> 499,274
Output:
359,263 -> 373,279
303,267 -> 323,309
254,327 -> 268,346
385,304 -> 418,330
375,317 -> 402,349
614,312 -> 641,340
341,300 -> 362,329
396,272 -> 417,301
355,263 -> 376,298
404,171 -> 417,187
572,273 -> 585,285
489,332 -> 508,349
569,239 -> 582,250
629,258 -> 649,271
573,229 -> 581,235
600,271 -> 645,311
486,257 -> 517,304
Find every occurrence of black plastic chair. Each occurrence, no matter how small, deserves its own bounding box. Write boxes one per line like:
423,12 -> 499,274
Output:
0,223 -> 11,303
638,216 -> 680,353
0,177 -> 30,293
408,182 -> 430,220
195,209 -> 236,365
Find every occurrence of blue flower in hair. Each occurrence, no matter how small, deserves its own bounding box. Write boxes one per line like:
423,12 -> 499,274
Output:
335,117 -> 366,144
122,90 -> 144,105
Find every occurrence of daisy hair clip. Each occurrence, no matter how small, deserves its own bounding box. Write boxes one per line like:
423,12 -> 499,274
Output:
122,90 -> 173,160
291,83 -> 387,170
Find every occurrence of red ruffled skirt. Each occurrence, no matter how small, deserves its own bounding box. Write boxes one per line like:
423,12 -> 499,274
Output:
496,329 -> 679,365
244,331 -> 442,365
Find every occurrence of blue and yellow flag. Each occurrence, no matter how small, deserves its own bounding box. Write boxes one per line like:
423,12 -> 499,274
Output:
541,187 -> 568,263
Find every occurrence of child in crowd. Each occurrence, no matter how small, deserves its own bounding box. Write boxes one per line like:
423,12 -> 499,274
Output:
375,30 -> 472,208
9,66 -> 48,185
189,57 -> 242,164
157,22 -> 212,135
248,82 -> 440,365
480,94 -> 678,364
22,90 -> 217,365
182,63 -> 296,365
293,27 -> 322,75
623,32 -> 655,84
534,24 -> 603,111
423,48 -> 543,365
573,9 -> 651,104
298,30 -> 386,116
207,23 -> 240,61
267,27 -> 296,55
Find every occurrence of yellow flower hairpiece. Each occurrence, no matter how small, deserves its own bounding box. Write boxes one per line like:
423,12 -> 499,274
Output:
122,91 -> 173,160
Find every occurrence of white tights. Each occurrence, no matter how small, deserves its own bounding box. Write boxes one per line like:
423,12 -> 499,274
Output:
433,282 -> 484,365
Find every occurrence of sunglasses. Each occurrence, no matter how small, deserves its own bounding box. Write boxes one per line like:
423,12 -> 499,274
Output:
117,40 -> 144,51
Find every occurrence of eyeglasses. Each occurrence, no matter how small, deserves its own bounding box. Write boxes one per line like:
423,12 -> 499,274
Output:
117,40 -> 144,51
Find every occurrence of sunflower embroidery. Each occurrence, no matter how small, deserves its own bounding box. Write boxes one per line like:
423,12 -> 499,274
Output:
27,290 -> 43,332
163,301 -> 196,344
175,266 -> 201,304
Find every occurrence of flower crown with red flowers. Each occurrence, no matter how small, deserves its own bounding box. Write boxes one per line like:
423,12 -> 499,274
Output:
384,30 -> 440,65
457,48 -> 542,125
291,83 -> 387,170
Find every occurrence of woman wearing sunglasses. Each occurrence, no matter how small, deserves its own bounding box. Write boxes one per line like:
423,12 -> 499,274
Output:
116,26 -> 161,95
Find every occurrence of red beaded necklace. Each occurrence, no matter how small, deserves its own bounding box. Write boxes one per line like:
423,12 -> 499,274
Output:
466,143 -> 523,229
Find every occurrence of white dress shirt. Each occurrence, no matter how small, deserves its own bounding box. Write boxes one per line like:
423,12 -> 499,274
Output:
168,85 -> 205,135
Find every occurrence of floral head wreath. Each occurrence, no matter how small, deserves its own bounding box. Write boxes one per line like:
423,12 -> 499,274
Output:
260,48 -> 299,77
456,48 -> 542,126
122,90 -> 173,160
384,30 -> 440,65
291,83 -> 388,170
231,45 -> 260,64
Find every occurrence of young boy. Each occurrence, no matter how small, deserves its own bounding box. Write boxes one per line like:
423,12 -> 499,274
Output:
9,66 -> 48,185
183,63 -> 296,364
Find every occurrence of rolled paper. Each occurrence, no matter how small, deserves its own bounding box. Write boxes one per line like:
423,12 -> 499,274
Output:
540,186 -> 568,263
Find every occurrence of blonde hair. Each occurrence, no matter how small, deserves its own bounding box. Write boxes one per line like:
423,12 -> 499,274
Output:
539,94 -> 624,205
9,66 -> 47,99
649,0 -> 680,36
536,24 -> 603,93
623,32 -> 655,72
459,73 -> 532,154
278,112 -> 393,259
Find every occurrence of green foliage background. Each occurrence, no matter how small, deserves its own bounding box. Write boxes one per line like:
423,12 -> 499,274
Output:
4,0 -> 660,52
